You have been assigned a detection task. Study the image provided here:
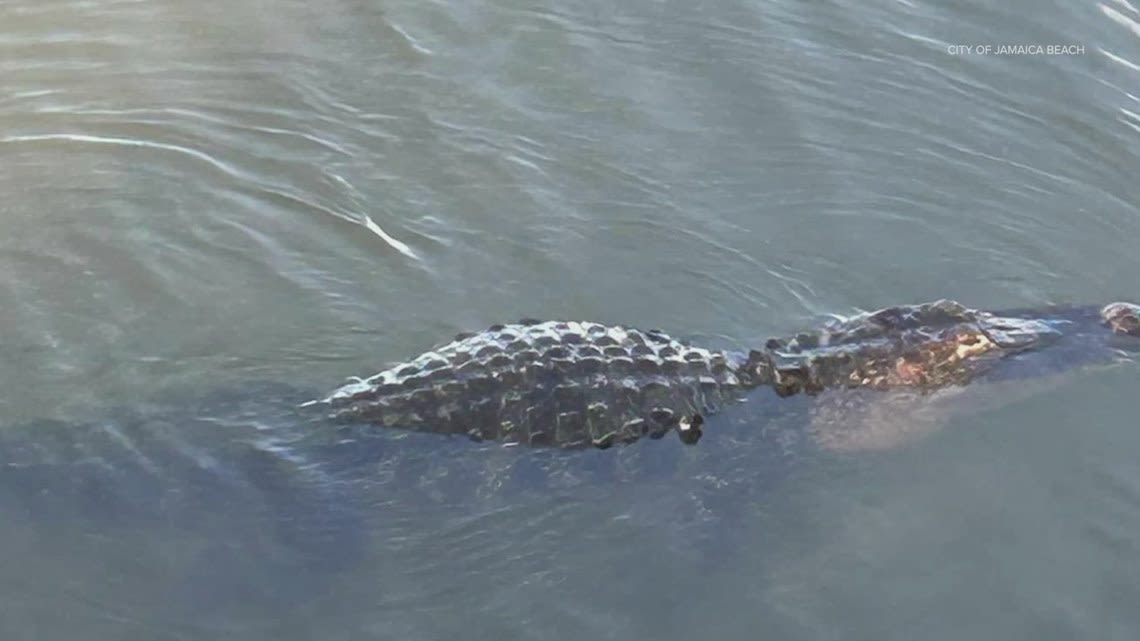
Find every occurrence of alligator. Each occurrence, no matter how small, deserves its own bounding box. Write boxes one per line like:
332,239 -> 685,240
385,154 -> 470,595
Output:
4,299 -> 1137,632
310,300 -> 1140,450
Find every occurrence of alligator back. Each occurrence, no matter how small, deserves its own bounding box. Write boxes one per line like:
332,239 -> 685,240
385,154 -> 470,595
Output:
315,320 -> 760,448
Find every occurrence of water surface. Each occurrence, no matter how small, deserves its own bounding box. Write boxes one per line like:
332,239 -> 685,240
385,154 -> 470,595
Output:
3,0 -> 1140,638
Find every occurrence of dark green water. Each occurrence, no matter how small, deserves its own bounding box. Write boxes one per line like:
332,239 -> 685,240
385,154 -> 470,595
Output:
2,0 -> 1140,638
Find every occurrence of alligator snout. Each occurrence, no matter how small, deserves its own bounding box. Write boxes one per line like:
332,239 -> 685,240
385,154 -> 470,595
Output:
1102,302 -> 1140,337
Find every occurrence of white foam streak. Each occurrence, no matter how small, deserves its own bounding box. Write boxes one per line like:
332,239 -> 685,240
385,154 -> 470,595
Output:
362,214 -> 419,260
0,133 -> 239,176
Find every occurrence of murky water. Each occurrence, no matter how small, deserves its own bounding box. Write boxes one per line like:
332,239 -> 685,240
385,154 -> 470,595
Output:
3,0 -> 1140,638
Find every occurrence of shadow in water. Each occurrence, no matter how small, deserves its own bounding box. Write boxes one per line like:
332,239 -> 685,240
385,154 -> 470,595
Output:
0,381 -> 813,638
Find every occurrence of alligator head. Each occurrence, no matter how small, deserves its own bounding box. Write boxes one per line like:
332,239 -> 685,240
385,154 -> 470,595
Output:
754,299 -> 1139,397
763,300 -> 1050,395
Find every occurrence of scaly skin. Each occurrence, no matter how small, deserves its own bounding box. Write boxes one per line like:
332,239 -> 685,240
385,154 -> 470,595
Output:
312,301 -> 1140,449
763,300 -> 1063,394
765,300 -> 1140,393
315,320 -> 761,448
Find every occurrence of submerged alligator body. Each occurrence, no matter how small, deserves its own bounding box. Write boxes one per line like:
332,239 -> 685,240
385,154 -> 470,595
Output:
313,300 -> 1140,449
